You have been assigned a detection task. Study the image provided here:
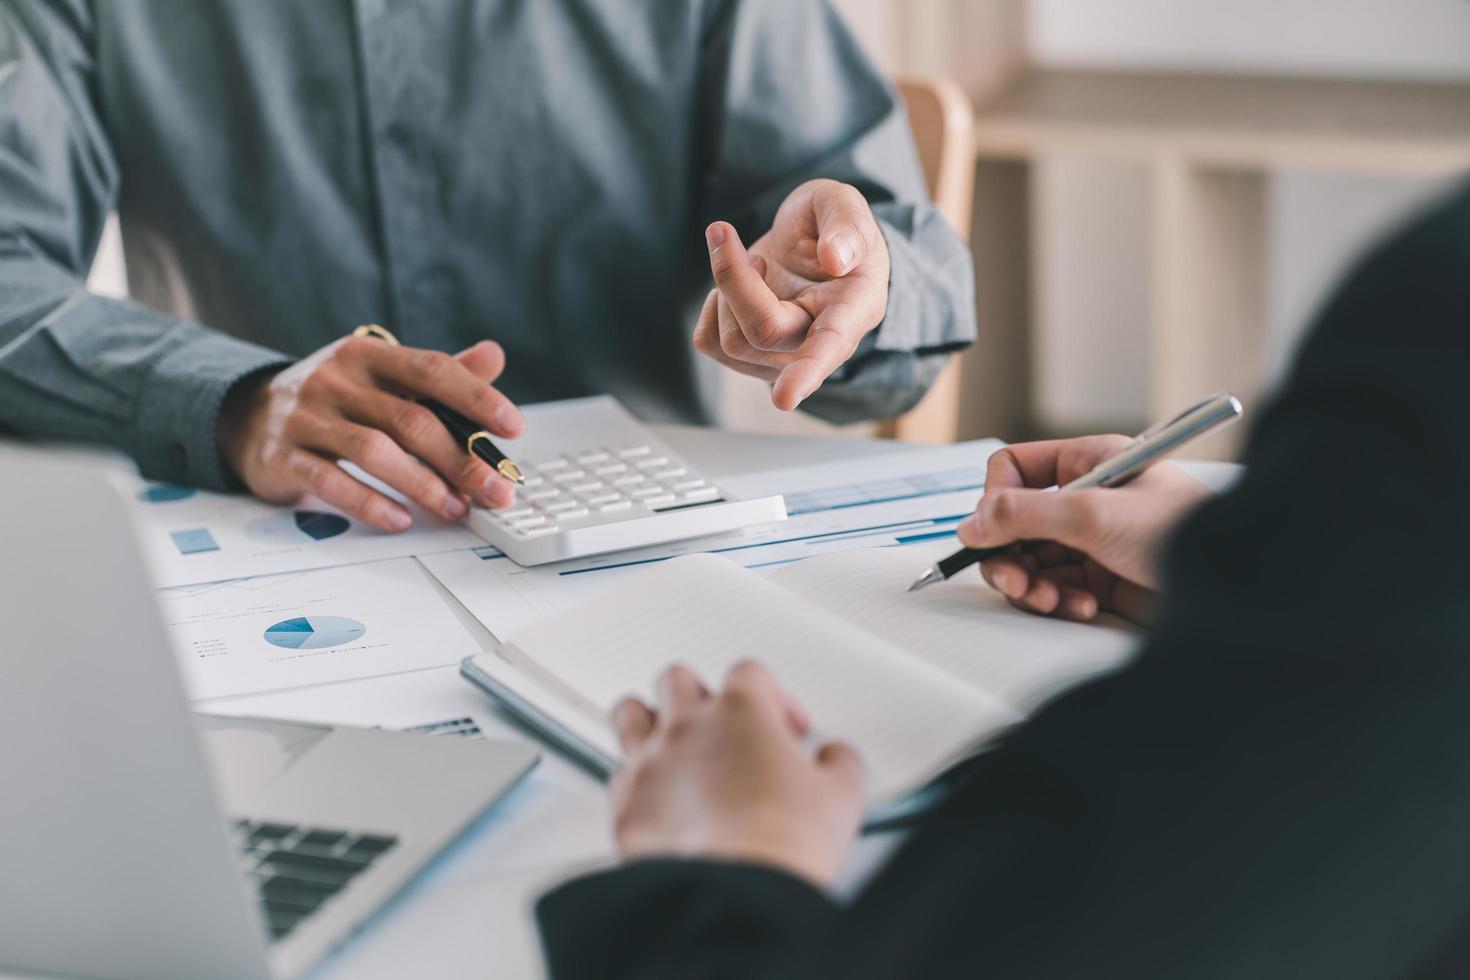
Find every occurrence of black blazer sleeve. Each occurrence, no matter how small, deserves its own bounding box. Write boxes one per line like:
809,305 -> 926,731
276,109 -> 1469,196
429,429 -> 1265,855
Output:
537,183 -> 1470,980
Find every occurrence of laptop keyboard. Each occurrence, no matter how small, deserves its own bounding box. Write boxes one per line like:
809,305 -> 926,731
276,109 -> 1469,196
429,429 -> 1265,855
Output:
232,819 -> 399,943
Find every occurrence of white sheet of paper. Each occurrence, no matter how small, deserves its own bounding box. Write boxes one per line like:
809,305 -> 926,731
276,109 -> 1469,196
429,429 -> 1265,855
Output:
114,465 -> 483,588
503,553 -> 1018,803
771,540 -> 1142,712
419,439 -> 1006,641
158,557 -> 480,700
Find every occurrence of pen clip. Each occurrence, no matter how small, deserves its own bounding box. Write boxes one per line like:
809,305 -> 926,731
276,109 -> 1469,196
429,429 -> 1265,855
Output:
1132,391 -> 1227,444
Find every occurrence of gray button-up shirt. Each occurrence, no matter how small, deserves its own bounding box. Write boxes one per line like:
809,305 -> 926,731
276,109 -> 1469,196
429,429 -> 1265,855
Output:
0,0 -> 974,490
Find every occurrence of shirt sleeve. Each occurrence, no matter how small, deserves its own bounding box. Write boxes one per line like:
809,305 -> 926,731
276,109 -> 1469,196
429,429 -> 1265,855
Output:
0,0 -> 290,489
536,858 -> 839,979
697,0 -> 976,424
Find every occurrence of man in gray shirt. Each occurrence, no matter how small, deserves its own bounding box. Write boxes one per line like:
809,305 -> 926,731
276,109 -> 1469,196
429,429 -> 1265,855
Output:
0,0 -> 974,530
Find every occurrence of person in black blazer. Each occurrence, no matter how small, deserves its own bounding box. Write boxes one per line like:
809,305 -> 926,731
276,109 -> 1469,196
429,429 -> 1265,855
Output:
534,183 -> 1470,979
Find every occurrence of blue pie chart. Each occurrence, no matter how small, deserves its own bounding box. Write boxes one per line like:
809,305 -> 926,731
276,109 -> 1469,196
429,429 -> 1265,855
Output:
263,616 -> 366,650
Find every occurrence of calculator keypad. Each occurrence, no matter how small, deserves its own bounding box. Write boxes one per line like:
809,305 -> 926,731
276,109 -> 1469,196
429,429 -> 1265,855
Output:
485,444 -> 722,540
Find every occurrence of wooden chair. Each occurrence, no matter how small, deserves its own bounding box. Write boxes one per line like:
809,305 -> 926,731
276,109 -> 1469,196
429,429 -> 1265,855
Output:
880,77 -> 977,443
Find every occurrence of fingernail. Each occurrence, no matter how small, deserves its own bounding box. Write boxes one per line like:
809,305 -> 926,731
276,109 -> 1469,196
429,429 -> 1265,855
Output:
444,495 -> 468,520
1067,593 -> 1097,619
485,476 -> 513,508
494,402 -> 523,433
993,568 -> 1014,595
835,237 -> 856,272
706,224 -> 726,250
387,508 -> 412,532
956,514 -> 980,542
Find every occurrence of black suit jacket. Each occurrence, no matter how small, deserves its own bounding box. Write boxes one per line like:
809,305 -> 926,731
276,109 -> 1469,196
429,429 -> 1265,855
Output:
534,185 -> 1470,979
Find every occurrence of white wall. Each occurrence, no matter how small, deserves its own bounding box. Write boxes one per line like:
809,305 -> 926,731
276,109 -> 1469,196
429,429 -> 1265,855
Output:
1032,0 -> 1470,80
1029,0 -> 1470,431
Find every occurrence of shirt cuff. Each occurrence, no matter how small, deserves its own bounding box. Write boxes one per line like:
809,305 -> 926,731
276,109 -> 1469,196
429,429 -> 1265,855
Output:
867,206 -> 976,357
131,326 -> 292,491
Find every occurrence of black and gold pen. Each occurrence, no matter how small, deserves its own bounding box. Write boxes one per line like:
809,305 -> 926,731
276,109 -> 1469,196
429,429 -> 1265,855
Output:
352,323 -> 524,485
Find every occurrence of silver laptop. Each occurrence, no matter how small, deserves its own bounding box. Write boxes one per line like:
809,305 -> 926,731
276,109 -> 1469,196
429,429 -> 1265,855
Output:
0,444 -> 540,980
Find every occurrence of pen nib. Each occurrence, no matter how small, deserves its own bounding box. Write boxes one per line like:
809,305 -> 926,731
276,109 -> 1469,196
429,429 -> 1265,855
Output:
907,566 -> 944,593
497,459 -> 525,485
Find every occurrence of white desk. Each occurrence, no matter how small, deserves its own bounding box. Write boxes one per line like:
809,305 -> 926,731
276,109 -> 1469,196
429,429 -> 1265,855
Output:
3,428 -> 1240,980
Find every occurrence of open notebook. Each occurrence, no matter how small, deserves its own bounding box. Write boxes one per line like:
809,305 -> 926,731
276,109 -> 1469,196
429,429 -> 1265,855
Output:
461,543 -> 1141,815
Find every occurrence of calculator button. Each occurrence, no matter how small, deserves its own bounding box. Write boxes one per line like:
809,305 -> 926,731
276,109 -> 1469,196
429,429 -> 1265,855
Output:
643,493 -> 676,507
520,476 -> 545,488
575,452 -> 610,465
524,488 -> 561,501
536,459 -> 571,471
618,446 -> 652,458
651,468 -> 687,480
680,486 -> 721,503
634,457 -> 670,469
546,501 -> 583,514
519,525 -> 560,539
595,464 -> 627,476
552,507 -> 587,520
673,479 -> 706,491
599,500 -> 633,513
569,482 -> 603,494
630,487 -> 662,498
613,474 -> 645,487
552,470 -> 587,483
587,493 -> 621,506
512,515 -> 549,530
499,507 -> 537,520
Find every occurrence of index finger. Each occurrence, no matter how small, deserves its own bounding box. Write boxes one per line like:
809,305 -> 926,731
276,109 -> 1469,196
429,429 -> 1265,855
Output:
655,664 -> 709,726
771,306 -> 861,410
706,222 -> 804,352
357,340 -> 525,439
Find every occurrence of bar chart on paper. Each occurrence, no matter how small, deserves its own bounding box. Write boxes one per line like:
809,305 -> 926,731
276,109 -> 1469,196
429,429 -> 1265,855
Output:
419,440 -> 1005,641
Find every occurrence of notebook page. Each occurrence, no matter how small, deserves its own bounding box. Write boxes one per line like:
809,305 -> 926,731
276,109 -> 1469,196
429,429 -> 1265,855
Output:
770,544 -> 1140,713
502,553 -> 1019,803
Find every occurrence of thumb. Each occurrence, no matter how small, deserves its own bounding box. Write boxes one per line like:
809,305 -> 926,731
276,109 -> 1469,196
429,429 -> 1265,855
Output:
812,183 -> 874,278
956,487 -> 1105,554
816,740 -> 863,790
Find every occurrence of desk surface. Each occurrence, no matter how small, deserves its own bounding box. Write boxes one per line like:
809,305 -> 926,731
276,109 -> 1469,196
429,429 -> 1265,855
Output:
3,429 -> 1239,980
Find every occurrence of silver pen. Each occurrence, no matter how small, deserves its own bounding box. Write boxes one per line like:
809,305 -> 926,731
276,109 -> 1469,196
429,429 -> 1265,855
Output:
907,392 -> 1244,593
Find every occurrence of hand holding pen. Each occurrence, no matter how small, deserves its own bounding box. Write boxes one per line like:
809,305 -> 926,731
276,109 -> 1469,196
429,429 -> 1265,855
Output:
216,324 -> 525,532
909,393 -> 1241,623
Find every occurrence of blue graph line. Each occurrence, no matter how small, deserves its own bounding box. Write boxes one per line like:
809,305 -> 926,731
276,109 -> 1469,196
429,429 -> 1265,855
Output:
894,529 -> 961,545
557,512 -> 974,577
785,484 -> 983,516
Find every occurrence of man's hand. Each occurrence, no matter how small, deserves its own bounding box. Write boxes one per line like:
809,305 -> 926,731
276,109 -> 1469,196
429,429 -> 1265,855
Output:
610,661 -> 864,887
693,179 -> 890,411
217,337 -> 524,532
959,436 -> 1215,624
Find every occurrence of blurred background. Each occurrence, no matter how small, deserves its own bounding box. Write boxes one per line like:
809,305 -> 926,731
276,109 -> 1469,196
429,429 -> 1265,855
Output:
87,0 -> 1470,458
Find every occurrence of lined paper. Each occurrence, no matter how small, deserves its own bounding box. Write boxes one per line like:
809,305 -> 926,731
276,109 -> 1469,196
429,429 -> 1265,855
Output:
772,544 -> 1140,712
503,554 -> 1018,802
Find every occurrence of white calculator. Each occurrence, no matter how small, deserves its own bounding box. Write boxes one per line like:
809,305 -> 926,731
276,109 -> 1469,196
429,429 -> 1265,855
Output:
466,396 -> 787,566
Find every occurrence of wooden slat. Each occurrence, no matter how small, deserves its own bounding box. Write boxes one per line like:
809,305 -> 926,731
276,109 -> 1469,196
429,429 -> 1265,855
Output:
975,70 -> 1470,175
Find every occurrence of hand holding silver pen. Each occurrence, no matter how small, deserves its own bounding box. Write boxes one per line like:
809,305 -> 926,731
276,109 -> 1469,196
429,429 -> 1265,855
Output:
908,393 -> 1243,605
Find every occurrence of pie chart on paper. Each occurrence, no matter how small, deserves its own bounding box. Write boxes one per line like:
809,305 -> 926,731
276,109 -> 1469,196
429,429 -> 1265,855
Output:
263,616 -> 367,650
245,510 -> 352,545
